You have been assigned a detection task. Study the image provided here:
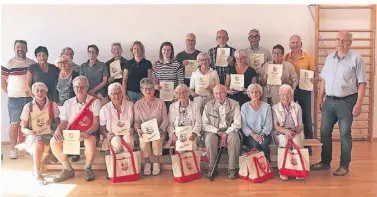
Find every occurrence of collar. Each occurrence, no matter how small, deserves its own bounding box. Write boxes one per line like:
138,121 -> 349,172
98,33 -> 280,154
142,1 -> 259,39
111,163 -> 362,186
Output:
32,98 -> 49,108
75,94 -> 90,105
111,56 -> 127,63
278,101 -> 295,112
286,50 -> 306,60
130,57 -> 145,63
250,45 -> 260,52
215,99 -> 228,108
215,44 -> 230,49
110,100 -> 126,113
85,59 -> 99,67
333,51 -> 351,60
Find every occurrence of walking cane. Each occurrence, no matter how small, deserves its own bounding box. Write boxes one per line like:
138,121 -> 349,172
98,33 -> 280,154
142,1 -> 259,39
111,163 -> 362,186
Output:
209,147 -> 224,181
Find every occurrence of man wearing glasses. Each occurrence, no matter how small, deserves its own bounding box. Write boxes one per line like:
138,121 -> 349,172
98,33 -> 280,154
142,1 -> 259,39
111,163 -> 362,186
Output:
311,31 -> 367,176
176,33 -> 201,86
2,40 -> 35,159
244,29 -> 272,75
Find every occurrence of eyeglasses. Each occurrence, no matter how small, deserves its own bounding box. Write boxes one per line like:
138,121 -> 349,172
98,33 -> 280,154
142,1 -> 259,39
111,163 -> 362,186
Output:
186,39 -> 196,42
248,35 -> 260,40
73,85 -> 88,90
88,50 -> 97,54
57,61 -> 68,64
142,87 -> 154,91
272,51 -> 283,56
336,38 -> 351,43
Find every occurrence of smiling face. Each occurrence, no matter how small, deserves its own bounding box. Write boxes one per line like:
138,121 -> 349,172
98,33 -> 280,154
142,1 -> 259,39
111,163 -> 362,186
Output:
88,47 -> 98,60
162,45 -> 172,60
132,43 -> 142,58
213,85 -> 227,104
248,30 -> 260,46
272,48 -> 284,64
141,83 -> 155,98
36,52 -> 48,64
186,33 -> 196,50
111,45 -> 122,58
73,80 -> 89,97
216,30 -> 229,47
336,31 -> 352,53
289,35 -> 302,52
109,87 -> 123,106
14,42 -> 27,58
34,87 -> 47,101
280,87 -> 292,106
177,87 -> 189,103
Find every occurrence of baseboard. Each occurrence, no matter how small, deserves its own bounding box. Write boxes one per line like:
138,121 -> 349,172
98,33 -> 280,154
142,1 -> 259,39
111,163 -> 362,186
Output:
372,138 -> 377,142
1,142 -> 11,145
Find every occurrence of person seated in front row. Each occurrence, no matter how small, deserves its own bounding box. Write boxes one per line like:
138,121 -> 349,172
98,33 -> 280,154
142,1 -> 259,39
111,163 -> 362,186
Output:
168,84 -> 202,151
50,76 -> 101,182
20,82 -> 60,185
241,84 -> 273,161
202,84 -> 241,179
99,82 -> 135,153
272,84 -> 304,181
134,78 -> 168,176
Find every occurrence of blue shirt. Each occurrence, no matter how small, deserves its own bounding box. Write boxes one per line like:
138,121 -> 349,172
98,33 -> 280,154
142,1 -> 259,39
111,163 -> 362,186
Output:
241,101 -> 273,136
320,51 -> 367,97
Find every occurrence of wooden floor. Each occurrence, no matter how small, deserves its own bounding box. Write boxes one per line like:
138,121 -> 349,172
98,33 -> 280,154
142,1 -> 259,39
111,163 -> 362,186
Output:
1,141 -> 377,197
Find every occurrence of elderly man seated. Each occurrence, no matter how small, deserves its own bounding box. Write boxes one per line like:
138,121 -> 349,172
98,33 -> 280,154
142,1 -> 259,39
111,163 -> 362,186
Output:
202,84 -> 241,179
50,76 -> 101,182
272,84 -> 304,181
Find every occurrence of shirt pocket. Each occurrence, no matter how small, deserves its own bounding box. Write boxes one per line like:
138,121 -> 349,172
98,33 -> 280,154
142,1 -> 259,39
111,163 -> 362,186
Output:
338,62 -> 355,81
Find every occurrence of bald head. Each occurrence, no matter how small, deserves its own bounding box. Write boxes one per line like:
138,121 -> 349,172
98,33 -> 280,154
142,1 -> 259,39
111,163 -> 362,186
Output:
213,84 -> 227,103
185,33 -> 196,50
289,34 -> 302,52
336,31 -> 352,52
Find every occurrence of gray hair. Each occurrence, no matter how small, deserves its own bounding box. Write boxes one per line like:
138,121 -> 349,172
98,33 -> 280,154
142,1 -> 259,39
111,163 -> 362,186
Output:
139,78 -> 155,90
279,84 -> 294,95
108,82 -> 123,95
196,52 -> 211,64
55,55 -> 72,68
246,84 -> 263,97
234,49 -> 247,59
31,82 -> 48,95
73,75 -> 89,87
61,47 -> 74,57
111,42 -> 123,50
174,84 -> 189,98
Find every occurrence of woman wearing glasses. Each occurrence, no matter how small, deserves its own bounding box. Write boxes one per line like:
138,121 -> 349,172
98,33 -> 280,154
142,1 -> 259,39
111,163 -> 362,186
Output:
55,55 -> 80,106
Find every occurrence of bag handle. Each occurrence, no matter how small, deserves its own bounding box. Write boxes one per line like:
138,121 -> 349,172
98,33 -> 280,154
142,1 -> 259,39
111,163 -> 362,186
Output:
281,139 -> 307,172
177,151 -> 200,177
252,155 -> 271,178
244,148 -> 259,156
109,138 -> 138,179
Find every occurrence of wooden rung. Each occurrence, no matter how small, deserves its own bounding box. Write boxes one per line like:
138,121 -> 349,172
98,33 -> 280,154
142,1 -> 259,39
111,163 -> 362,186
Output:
318,5 -> 373,9
318,62 -> 371,65
319,46 -> 371,49
318,54 -> 371,57
319,29 -> 373,32
319,38 -> 372,41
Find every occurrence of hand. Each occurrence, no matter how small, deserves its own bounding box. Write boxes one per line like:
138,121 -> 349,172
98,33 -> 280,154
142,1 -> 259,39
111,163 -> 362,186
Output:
107,132 -> 115,142
294,126 -> 303,134
227,56 -> 235,66
318,99 -> 324,112
284,129 -> 295,140
182,60 -> 189,66
154,85 -> 161,90
88,89 -> 96,96
108,77 -> 115,83
172,133 -> 178,142
159,129 -> 166,141
137,129 -> 144,137
352,103 -> 362,118
80,132 -> 90,141
309,77 -> 319,84
218,131 -> 228,147
53,131 -> 64,141
189,133 -> 197,141
191,92 -> 199,98
251,133 -> 263,144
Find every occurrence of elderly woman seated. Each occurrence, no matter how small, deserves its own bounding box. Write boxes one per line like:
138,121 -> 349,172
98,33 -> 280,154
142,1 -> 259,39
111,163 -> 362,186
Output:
241,84 -> 272,160
167,84 -> 202,151
134,78 -> 168,176
99,82 -> 135,153
50,76 -> 101,183
20,82 -> 60,185
272,84 -> 304,181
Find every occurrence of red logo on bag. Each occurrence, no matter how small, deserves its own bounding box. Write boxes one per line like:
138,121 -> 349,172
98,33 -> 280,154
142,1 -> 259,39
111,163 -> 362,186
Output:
258,156 -> 267,171
79,116 -> 90,127
121,162 -> 129,171
291,157 -> 297,166
186,162 -> 192,170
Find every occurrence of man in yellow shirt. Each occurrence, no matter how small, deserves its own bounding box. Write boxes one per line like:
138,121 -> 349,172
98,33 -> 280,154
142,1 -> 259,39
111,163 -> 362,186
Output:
284,35 -> 317,155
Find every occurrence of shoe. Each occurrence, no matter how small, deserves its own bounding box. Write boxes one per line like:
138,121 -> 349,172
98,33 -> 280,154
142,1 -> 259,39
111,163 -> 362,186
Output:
71,155 -> 80,162
53,169 -> 75,183
279,175 -> 288,181
228,169 -> 237,179
143,163 -> 151,176
296,177 -> 305,181
310,162 -> 331,171
333,166 -> 349,176
9,149 -> 18,159
85,168 -> 95,181
36,175 -> 47,185
152,163 -> 160,175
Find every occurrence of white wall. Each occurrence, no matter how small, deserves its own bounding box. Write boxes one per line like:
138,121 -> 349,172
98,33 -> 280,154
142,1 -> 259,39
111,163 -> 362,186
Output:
1,4 -> 376,141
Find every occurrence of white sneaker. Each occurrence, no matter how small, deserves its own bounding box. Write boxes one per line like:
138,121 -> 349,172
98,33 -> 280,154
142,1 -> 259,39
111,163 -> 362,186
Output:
143,163 -> 151,176
152,163 -> 160,175
279,174 -> 288,181
9,149 -> 18,159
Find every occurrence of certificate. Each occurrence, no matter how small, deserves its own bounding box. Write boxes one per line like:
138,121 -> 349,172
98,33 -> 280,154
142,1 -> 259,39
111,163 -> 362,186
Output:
250,54 -> 264,69
230,74 -> 244,91
141,118 -> 161,142
175,126 -> 193,152
111,119 -> 130,136
195,75 -> 210,96
185,60 -> 199,78
159,81 -> 174,101
267,64 -> 283,85
63,130 -> 80,155
299,69 -> 314,91
215,48 -> 230,67
110,60 -> 122,79
30,112 -> 51,135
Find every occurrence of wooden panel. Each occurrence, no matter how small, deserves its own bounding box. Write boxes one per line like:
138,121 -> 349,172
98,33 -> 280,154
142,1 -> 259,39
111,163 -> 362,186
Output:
319,5 -> 374,9
319,29 -> 373,32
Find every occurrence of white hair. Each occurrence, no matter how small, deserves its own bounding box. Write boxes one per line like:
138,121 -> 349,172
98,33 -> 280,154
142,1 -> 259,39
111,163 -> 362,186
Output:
55,55 -> 72,68
108,82 -> 123,95
246,84 -> 263,97
73,75 -> 89,86
139,78 -> 155,90
279,84 -> 294,95
174,83 -> 189,98
31,82 -> 48,95
234,49 -> 247,59
196,52 -> 211,64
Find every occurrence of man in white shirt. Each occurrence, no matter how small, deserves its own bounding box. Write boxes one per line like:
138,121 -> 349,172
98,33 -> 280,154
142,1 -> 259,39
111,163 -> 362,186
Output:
1,40 -> 35,159
202,84 -> 241,179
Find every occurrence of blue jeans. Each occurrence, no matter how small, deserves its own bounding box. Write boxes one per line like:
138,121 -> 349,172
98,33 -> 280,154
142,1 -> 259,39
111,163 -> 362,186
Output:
243,133 -> 271,161
8,97 -> 32,124
127,91 -> 142,103
320,94 -> 357,168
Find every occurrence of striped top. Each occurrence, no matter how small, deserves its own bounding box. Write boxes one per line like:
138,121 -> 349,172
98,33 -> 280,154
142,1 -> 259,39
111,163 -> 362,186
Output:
152,60 -> 184,88
1,57 -> 35,98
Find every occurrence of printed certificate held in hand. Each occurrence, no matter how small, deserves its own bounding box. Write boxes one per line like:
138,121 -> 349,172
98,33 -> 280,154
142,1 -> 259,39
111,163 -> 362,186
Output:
63,130 -> 80,155
141,118 -> 161,142
175,126 -> 193,152
109,60 -> 122,79
215,48 -> 230,67
299,69 -> 314,91
267,64 -> 283,85
250,54 -> 264,69
111,119 -> 130,136
185,60 -> 199,78
230,74 -> 244,91
30,112 -> 51,135
195,75 -> 210,96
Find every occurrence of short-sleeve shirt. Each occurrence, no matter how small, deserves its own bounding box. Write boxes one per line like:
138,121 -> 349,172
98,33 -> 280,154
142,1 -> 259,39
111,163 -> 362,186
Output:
284,51 -> 316,76
105,56 -> 128,85
80,60 -> 109,97
20,99 -> 60,122
99,100 -> 134,132
60,95 -> 101,125
28,63 -> 59,102
124,58 -> 152,93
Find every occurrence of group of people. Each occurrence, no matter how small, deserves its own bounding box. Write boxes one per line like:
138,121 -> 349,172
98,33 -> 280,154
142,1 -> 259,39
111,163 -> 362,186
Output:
1,29 -> 366,185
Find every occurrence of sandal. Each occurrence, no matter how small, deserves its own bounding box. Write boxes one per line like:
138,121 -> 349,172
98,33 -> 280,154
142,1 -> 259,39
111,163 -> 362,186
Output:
310,162 -> 331,170
333,166 -> 349,176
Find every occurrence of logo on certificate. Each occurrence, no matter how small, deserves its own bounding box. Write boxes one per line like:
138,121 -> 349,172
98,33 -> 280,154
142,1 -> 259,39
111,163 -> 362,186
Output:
36,118 -> 45,128
304,72 -> 308,78
145,127 -> 154,134
235,75 -> 240,81
273,66 -> 277,72
179,134 -> 187,142
68,133 -> 74,140
111,67 -> 118,74
221,49 -> 225,55
117,121 -> 125,128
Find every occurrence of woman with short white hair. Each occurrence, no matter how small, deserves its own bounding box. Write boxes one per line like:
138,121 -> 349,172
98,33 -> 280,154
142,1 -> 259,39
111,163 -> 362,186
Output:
167,84 -> 202,151
56,55 -> 80,106
99,82 -> 135,153
272,84 -> 304,181
20,82 -> 60,185
241,83 -> 273,160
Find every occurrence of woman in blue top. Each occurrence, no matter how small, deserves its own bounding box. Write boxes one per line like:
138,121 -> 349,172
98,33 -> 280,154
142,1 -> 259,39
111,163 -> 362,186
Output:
240,83 -> 273,160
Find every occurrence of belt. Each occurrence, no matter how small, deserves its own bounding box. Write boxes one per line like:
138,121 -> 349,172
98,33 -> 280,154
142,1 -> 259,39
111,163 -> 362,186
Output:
326,93 -> 357,100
